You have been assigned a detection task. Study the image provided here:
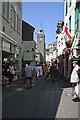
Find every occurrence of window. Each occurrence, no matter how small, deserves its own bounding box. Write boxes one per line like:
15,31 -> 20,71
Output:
61,42 -> 63,45
69,0 -> 71,7
2,1 -> 9,21
77,49 -> 80,56
69,16 -> 71,33
75,8 -> 79,31
65,1 -> 68,15
17,15 -> 21,34
66,23 -> 68,27
40,30 -> 42,32
3,27 -> 5,32
10,5 -> 16,29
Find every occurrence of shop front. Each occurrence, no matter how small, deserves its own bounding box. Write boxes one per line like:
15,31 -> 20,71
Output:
63,47 -> 70,77
2,38 -> 22,80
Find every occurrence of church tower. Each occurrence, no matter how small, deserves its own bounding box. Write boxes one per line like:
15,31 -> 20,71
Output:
37,26 -> 46,64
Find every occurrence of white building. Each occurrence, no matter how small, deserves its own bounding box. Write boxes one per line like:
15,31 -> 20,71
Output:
46,42 -> 57,64
56,32 -> 66,56
0,2 -> 22,80
64,0 -> 80,59
46,51 -> 50,64
35,48 -> 43,64
56,21 -> 65,57
64,0 -> 80,76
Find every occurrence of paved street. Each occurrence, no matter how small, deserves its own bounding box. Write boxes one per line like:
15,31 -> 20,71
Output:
2,77 -> 80,119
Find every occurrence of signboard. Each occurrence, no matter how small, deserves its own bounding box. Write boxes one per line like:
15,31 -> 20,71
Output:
3,40 -> 10,52
23,51 -> 33,61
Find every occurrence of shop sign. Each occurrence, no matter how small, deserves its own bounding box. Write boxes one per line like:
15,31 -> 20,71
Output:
15,47 -> 19,54
3,40 -> 10,52
23,51 -> 33,61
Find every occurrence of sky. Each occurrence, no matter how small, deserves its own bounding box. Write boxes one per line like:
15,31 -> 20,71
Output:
22,2 -> 64,48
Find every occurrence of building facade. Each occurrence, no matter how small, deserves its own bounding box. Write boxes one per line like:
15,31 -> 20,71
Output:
0,2 -> 22,80
37,27 -> 46,64
64,0 -> 80,76
35,48 -> 43,64
56,20 -> 65,57
46,42 -> 57,65
22,20 -> 36,66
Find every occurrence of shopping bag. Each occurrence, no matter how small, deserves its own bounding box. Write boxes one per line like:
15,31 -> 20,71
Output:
75,83 -> 80,98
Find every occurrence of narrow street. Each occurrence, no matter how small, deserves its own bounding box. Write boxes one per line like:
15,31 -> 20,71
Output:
2,77 -> 79,119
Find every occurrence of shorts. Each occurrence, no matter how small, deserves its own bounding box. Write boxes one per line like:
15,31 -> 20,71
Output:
27,77 -> 32,80
72,83 -> 77,88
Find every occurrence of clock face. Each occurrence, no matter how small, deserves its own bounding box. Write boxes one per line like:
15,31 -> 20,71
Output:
39,37 -> 42,41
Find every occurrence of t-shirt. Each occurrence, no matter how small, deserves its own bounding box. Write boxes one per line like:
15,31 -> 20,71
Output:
70,65 -> 80,83
25,66 -> 32,77
50,65 -> 56,74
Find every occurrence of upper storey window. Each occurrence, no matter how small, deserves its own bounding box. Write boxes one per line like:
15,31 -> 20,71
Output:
65,1 -> 68,16
2,1 -> 9,21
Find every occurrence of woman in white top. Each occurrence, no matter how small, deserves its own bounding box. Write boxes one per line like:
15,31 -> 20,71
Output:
70,61 -> 80,100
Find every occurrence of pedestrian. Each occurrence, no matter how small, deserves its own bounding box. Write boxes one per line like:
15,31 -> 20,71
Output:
58,56 -> 64,80
43,64 -> 48,79
25,63 -> 33,89
50,63 -> 56,82
70,61 -> 80,100
9,63 -> 15,84
54,65 -> 60,81
22,64 -> 26,84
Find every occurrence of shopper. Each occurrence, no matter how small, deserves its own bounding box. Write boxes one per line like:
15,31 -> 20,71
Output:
70,61 -> 80,100
25,63 -> 33,89
50,63 -> 56,82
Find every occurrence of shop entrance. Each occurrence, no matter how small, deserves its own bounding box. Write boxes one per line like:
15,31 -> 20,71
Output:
2,50 -> 14,62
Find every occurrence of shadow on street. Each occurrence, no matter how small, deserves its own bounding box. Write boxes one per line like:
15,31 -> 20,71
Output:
2,77 -> 72,119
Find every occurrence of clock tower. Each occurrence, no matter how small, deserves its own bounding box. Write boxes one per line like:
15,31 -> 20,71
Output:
37,27 -> 46,64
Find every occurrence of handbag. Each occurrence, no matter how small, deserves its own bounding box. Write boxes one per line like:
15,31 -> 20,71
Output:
75,83 -> 80,98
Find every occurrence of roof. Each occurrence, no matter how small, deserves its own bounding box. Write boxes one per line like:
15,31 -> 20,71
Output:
22,20 -> 35,30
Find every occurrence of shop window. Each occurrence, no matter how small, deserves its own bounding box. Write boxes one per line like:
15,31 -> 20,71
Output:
77,49 -> 80,56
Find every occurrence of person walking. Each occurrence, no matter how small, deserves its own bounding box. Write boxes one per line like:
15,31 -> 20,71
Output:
58,56 -> 64,80
43,64 -> 48,79
50,63 -> 56,82
25,63 -> 33,89
70,61 -> 80,100
9,63 -> 15,84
